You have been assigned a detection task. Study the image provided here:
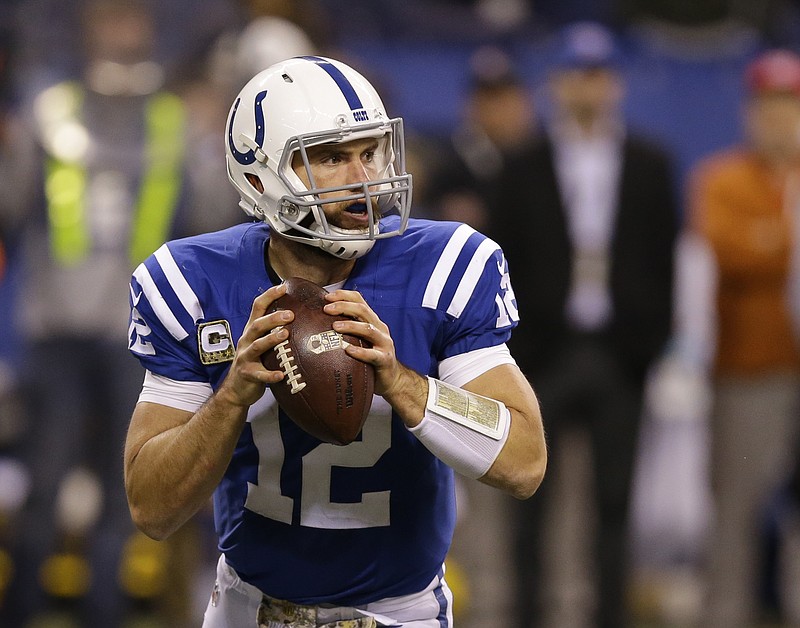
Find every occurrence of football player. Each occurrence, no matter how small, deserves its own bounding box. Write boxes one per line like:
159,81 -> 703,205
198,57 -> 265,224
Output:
124,56 -> 546,627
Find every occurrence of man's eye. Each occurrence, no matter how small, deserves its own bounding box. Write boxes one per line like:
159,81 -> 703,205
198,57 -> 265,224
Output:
363,151 -> 375,162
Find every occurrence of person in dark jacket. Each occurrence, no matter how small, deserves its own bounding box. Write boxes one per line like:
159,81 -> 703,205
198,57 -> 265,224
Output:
494,22 -> 678,628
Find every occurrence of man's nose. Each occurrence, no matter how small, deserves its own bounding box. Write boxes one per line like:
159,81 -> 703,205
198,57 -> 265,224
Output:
347,160 -> 371,183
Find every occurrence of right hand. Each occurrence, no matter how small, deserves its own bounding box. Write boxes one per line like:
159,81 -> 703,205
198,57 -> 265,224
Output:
215,283 -> 295,409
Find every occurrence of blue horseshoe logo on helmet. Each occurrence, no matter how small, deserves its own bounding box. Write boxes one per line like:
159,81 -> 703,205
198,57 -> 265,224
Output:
227,90 -> 268,165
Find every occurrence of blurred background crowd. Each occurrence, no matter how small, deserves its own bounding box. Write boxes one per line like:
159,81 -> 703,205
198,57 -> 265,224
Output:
2,0 -> 800,627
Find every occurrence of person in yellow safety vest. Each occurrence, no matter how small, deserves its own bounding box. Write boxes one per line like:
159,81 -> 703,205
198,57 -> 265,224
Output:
1,2 -> 192,627
40,80 -> 185,268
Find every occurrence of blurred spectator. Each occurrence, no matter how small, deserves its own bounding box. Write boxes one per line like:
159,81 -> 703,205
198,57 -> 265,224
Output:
0,1 -> 200,626
0,8 -> 35,301
176,0 -> 322,239
619,0 -> 800,49
619,0 -> 731,26
0,10 -> 34,616
315,0 -> 535,43
495,22 -> 678,628
533,0 -> 617,28
207,0 -> 321,98
686,48 -> 800,627
10,0 -> 241,104
428,45 -> 538,232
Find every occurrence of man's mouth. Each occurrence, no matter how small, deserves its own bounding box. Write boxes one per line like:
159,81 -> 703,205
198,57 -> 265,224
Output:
341,202 -> 371,226
330,201 -> 372,233
345,202 -> 368,216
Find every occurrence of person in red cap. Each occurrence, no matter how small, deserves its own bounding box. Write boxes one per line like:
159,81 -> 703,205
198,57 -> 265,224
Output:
685,48 -> 800,626
746,49 -> 800,98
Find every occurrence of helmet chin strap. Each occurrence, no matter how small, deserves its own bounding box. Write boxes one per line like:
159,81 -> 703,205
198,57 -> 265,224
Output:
239,133 -> 268,164
299,214 -> 377,260
273,224 -> 375,260
272,195 -> 381,259
318,236 -> 376,260
269,208 -> 373,260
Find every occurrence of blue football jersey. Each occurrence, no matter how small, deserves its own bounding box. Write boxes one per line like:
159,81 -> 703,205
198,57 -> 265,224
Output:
128,214 -> 519,605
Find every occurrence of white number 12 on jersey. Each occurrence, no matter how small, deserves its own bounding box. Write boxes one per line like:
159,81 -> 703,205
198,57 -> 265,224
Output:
244,397 -> 392,529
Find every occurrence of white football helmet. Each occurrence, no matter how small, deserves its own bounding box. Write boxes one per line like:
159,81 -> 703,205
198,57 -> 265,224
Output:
225,56 -> 413,259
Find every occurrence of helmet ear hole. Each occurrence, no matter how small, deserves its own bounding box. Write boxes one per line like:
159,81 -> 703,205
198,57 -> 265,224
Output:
245,172 -> 264,194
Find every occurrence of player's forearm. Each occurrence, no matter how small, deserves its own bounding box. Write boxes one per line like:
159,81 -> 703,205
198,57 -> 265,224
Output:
478,405 -> 547,499
463,367 -> 547,499
384,362 -> 546,499
126,393 -> 249,540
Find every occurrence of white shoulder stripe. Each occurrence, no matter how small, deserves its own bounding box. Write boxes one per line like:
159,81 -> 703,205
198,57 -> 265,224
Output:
447,237 -> 500,318
438,344 -> 516,388
139,370 -> 212,413
133,263 -> 190,341
422,224 -> 476,310
154,244 -> 205,323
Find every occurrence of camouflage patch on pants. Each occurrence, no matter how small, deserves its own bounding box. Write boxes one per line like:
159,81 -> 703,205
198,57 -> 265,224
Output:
257,595 -> 378,628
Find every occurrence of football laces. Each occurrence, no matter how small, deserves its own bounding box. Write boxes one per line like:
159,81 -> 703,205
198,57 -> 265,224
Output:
272,327 -> 306,394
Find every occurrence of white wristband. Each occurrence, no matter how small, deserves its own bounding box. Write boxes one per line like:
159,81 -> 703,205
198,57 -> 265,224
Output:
408,377 -> 511,479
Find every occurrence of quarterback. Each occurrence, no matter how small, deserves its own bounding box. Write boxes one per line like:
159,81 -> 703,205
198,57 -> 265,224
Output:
124,56 -> 546,627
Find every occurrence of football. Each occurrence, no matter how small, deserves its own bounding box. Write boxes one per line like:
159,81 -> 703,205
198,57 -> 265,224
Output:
262,277 -> 375,445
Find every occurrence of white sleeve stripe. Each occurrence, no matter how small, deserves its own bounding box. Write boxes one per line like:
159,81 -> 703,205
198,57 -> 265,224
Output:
446,238 -> 500,318
133,263 -> 190,341
154,244 -> 205,323
438,344 -> 516,388
138,370 -> 212,413
422,224 -> 475,310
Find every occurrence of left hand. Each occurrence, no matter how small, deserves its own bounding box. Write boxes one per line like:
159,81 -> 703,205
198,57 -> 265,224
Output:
323,289 -> 402,397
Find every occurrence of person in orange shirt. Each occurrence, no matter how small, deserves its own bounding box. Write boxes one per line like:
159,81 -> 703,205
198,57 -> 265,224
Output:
688,49 -> 800,626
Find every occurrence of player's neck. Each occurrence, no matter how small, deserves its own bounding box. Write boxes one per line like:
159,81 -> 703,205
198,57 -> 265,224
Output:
266,235 -> 356,286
